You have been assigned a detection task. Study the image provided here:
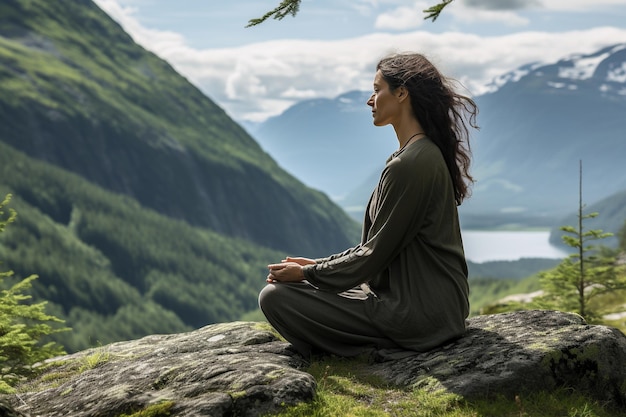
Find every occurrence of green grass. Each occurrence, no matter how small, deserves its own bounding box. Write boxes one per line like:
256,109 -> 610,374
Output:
117,401 -> 175,417
468,274 -> 542,316
78,347 -> 111,372
265,356 -> 623,417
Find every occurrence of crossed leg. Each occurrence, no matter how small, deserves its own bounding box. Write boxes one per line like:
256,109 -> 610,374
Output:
258,281 -> 399,358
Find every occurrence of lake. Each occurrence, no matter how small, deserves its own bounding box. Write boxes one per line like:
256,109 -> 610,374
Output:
462,230 -> 569,263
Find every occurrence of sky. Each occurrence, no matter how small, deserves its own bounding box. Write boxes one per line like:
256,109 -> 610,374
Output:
93,0 -> 626,124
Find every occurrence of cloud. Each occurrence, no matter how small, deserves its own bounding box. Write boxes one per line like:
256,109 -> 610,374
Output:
167,29 -> 626,123
464,0 -> 540,11
94,0 -> 187,50
447,7 -> 530,26
539,0 -> 626,11
374,1 -> 428,30
374,0 -> 532,27
95,0 -> 626,123
462,0 -> 626,12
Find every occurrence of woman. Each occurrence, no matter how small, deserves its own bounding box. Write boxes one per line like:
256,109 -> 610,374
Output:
258,52 -> 478,359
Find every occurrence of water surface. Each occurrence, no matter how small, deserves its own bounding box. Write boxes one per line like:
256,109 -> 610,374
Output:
462,230 -> 569,263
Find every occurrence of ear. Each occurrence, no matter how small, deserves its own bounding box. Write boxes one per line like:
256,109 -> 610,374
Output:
396,86 -> 409,103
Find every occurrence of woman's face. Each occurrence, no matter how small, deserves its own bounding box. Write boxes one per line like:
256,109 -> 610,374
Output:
367,70 -> 401,127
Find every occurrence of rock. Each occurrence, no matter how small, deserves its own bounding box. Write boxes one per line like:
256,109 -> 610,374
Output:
3,322 -> 315,417
2,311 -> 626,416
0,401 -> 26,417
369,310 -> 626,408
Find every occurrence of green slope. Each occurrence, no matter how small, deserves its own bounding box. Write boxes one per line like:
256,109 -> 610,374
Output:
0,142 -> 285,352
0,0 -> 360,257
0,0 -> 362,351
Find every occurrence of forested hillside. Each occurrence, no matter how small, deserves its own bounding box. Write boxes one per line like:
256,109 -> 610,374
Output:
0,143 -> 285,352
0,0 -> 360,352
0,0 -> 359,256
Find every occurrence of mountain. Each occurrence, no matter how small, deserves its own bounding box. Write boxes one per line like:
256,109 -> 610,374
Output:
0,0 -> 361,351
253,44 -> 626,228
463,43 -> 626,228
0,0 -> 359,257
249,90 -> 397,203
548,188 -> 626,249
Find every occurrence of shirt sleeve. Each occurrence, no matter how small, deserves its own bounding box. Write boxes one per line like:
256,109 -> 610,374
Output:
303,143 -> 444,292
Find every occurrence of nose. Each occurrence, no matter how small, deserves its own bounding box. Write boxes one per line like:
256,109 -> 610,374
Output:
367,94 -> 374,107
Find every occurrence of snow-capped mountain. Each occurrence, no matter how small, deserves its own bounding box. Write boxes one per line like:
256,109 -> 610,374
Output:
250,43 -> 626,228
462,42 -> 626,227
485,43 -> 626,96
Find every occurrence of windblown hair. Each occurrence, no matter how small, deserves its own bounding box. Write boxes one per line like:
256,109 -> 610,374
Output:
377,53 -> 478,205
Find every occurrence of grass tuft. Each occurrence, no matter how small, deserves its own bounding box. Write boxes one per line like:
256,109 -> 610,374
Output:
117,400 -> 175,417
264,356 -> 623,417
79,347 -> 111,372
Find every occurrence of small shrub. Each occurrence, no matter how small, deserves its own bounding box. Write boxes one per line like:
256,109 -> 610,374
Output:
0,194 -> 69,392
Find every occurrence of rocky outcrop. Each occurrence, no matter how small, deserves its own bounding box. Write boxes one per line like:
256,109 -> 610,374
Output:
3,310 -> 626,416
369,310 -> 626,405
3,322 -> 315,417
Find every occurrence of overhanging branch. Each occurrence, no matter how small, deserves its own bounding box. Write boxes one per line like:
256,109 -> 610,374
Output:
247,1 -> 455,27
423,0 -> 454,22
246,0 -> 301,27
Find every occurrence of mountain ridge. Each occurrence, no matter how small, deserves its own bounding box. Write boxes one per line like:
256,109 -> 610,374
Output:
251,43 -> 626,231
465,42 -> 626,226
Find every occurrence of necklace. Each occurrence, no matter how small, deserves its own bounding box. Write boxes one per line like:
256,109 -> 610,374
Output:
397,132 -> 425,153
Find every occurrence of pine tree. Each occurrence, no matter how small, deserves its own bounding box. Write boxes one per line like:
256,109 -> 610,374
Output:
0,194 -> 69,393
535,162 -> 626,321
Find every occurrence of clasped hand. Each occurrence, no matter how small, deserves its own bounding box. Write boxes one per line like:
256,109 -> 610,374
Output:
267,257 -> 315,283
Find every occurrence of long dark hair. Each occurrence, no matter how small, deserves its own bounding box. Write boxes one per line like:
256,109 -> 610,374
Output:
377,53 -> 478,205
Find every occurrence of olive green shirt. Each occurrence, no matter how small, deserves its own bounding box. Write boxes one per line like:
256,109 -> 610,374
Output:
302,137 -> 469,351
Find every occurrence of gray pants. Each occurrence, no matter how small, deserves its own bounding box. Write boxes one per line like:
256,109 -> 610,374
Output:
258,281 -> 400,358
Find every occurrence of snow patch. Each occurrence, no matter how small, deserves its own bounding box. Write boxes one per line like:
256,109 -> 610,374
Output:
547,81 -> 566,89
558,52 -> 610,81
484,63 -> 543,93
547,81 -> 579,91
607,62 -> 626,83
609,44 -> 626,54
